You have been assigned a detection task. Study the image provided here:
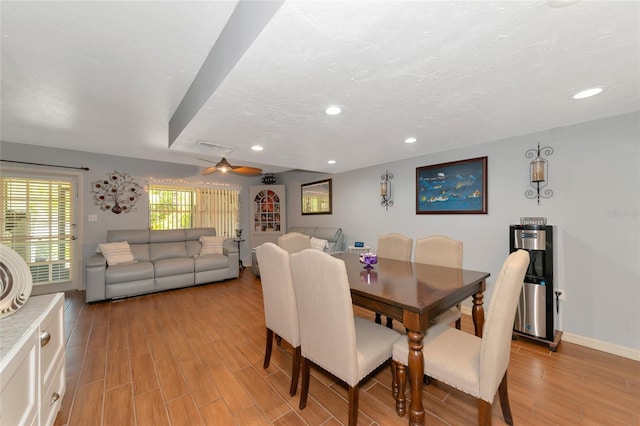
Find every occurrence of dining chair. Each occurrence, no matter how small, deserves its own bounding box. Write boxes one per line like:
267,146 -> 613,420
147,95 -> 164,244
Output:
289,249 -> 401,426
415,235 -> 464,331
277,232 -> 311,254
376,233 -> 413,327
377,233 -> 413,261
392,249 -> 530,426
255,242 -> 301,396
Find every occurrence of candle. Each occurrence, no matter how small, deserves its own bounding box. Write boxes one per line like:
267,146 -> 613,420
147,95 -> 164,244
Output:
380,181 -> 387,197
531,158 -> 545,182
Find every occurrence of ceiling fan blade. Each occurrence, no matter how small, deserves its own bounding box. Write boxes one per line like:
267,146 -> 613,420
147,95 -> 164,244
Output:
202,166 -> 218,175
230,166 -> 263,176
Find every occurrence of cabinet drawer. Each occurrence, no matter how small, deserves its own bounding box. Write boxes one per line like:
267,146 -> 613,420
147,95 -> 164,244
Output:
40,296 -> 64,398
39,355 -> 65,426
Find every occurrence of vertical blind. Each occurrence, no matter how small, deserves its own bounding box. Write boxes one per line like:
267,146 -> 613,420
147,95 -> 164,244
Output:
0,176 -> 73,285
149,185 -> 239,237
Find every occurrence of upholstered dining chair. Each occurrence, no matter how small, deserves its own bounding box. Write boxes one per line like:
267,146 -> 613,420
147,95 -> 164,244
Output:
376,233 -> 413,327
255,243 -> 301,396
392,249 -> 530,426
290,249 -> 401,426
377,233 -> 413,262
277,232 -> 311,254
415,235 -> 464,331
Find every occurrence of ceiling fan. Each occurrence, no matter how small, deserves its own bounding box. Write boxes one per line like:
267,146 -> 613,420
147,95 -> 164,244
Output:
199,157 -> 263,176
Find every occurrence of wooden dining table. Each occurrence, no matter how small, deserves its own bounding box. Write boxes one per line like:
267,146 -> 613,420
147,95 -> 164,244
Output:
332,253 -> 490,426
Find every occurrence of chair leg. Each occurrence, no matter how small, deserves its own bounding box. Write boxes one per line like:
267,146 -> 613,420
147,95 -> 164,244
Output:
391,361 -> 398,398
348,385 -> 359,426
276,334 -> 282,347
394,362 -> 407,416
498,372 -> 514,425
263,328 -> 273,369
477,399 -> 492,426
290,346 -> 301,396
423,374 -> 432,385
299,357 -> 310,410
375,313 -> 382,324
455,303 -> 462,329
385,316 -> 394,328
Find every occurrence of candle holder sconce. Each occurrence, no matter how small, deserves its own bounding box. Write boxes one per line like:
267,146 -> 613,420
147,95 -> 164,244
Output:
525,143 -> 553,204
380,170 -> 393,210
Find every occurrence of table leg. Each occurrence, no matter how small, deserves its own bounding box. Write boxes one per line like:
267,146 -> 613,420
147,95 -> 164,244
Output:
472,289 -> 485,338
407,330 -> 425,426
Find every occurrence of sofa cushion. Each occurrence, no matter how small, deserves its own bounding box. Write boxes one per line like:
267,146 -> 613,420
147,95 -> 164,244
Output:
105,261 -> 154,284
200,236 -> 224,255
310,237 -> 329,251
154,257 -> 194,277
150,241 -> 187,261
194,254 -> 229,272
99,241 -> 135,265
108,229 -> 149,244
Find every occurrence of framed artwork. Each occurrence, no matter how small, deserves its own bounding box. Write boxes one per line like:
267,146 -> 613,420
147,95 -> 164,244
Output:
301,179 -> 332,215
416,156 -> 487,214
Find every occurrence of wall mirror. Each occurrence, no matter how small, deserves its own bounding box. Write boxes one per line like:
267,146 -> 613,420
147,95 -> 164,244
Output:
301,179 -> 332,215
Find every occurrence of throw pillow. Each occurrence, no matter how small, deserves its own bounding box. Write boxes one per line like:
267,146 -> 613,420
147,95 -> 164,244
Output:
99,241 -> 135,265
200,235 -> 224,255
310,237 -> 328,251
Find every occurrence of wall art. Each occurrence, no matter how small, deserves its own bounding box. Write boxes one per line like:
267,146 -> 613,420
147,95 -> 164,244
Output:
416,156 -> 488,214
91,171 -> 142,214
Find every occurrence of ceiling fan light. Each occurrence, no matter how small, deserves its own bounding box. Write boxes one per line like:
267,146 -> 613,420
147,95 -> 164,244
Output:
216,158 -> 232,172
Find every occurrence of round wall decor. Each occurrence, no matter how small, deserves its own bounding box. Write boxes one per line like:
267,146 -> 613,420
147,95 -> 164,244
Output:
0,244 -> 34,318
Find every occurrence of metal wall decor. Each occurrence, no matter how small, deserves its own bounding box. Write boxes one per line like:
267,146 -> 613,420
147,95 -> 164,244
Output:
91,171 -> 143,214
525,143 -> 553,204
380,170 -> 393,210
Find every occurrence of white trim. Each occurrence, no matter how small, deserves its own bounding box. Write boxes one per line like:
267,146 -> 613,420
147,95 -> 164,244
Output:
460,306 -> 639,361
562,333 -> 640,361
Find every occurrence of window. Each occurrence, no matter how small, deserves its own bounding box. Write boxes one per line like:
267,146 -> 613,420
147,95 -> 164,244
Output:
149,184 -> 239,237
1,176 -> 74,285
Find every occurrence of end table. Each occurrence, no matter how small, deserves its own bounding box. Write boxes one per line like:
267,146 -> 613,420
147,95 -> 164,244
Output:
233,238 -> 245,270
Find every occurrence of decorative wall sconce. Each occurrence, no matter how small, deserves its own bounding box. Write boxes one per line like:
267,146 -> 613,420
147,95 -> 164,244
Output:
525,143 -> 553,204
380,170 -> 393,210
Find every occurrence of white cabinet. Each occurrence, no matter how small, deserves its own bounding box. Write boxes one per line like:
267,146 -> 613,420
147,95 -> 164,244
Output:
0,293 -> 65,426
249,185 -> 286,249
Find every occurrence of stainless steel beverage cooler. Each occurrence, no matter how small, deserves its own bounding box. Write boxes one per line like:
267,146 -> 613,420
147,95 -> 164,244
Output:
510,225 -> 559,349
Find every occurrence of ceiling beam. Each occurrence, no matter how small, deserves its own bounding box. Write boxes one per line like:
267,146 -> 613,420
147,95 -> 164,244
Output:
168,0 -> 284,147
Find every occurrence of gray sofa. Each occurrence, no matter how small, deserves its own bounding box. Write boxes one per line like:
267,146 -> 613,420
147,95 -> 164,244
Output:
85,228 -> 239,302
288,226 -> 344,253
251,226 -> 343,277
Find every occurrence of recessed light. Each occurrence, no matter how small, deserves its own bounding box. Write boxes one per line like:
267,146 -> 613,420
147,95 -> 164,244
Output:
325,106 -> 342,116
405,137 -> 417,144
251,145 -> 264,151
327,160 -> 336,164
573,87 -> 603,99
547,0 -> 580,8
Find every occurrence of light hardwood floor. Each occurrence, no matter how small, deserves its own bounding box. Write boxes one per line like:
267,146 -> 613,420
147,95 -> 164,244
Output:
55,269 -> 639,426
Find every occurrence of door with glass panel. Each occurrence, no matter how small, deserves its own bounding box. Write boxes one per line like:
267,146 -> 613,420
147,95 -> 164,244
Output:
1,171 -> 81,294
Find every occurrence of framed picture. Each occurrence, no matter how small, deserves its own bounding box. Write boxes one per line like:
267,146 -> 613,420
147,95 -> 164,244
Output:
301,178 -> 332,215
416,156 -> 487,214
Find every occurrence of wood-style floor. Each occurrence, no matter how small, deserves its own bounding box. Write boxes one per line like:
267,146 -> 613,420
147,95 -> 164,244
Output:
54,269 -> 639,426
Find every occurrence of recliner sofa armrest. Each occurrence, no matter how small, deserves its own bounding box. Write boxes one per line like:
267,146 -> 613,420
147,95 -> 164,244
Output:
86,254 -> 107,302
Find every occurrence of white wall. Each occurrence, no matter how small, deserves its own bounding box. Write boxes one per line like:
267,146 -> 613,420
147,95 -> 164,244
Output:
281,112 -> 639,354
2,112 -> 638,354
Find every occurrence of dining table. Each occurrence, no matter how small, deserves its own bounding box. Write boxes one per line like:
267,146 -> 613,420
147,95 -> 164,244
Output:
332,252 -> 490,426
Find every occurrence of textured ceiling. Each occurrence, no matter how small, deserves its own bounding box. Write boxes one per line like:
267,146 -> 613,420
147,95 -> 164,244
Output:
1,1 -> 639,175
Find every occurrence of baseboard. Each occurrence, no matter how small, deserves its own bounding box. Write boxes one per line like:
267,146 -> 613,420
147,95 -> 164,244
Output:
460,306 -> 640,361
